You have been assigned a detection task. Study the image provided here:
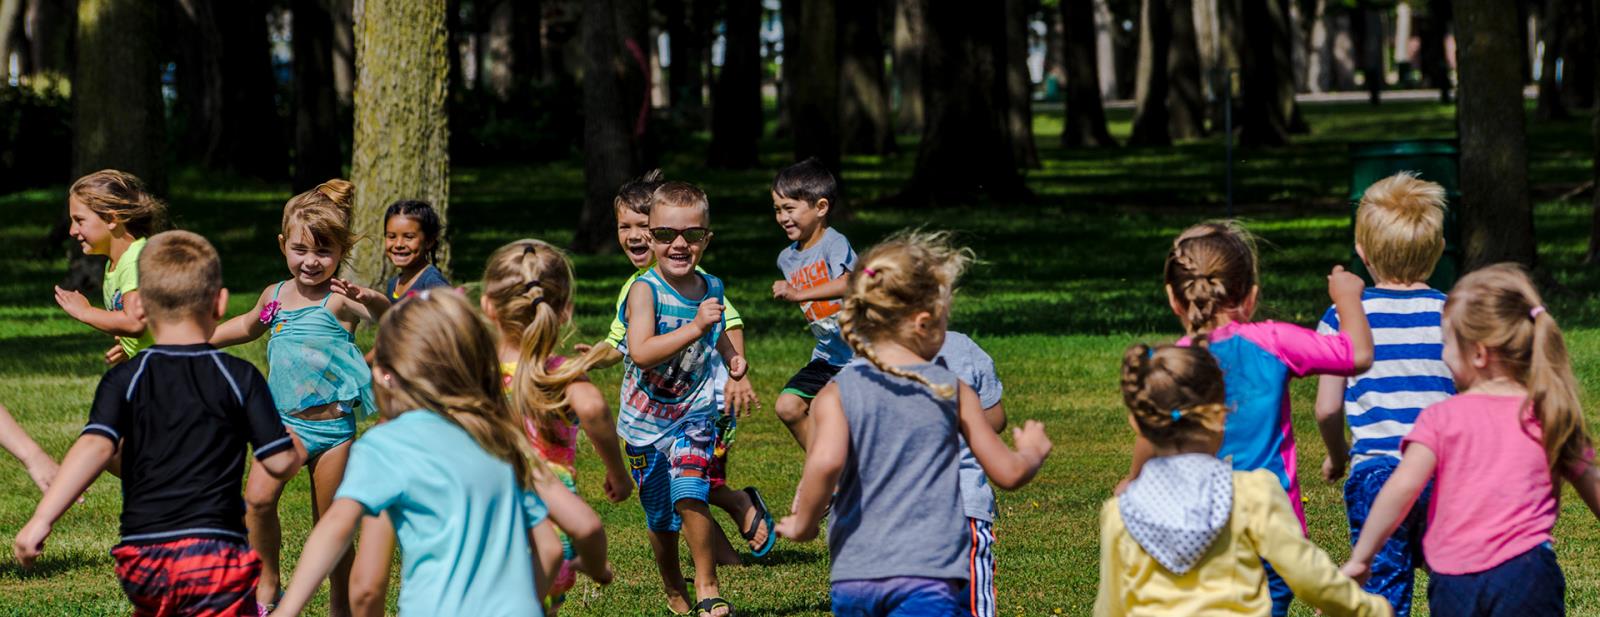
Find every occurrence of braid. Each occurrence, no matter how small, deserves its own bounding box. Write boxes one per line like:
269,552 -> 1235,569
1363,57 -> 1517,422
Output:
841,305 -> 956,399
1165,222 -> 1259,335
1120,342 -> 1228,446
837,230 -> 969,400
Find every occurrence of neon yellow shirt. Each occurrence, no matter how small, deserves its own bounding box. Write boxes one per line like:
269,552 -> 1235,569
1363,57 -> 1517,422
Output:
604,266 -> 743,348
103,237 -> 154,357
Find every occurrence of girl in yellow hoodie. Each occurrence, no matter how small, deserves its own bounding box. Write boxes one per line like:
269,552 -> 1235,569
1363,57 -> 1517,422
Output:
1096,343 -> 1391,617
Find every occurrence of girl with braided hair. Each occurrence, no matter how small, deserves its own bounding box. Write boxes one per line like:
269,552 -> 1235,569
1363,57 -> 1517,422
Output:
1096,343 -> 1389,616
775,230 -> 1052,616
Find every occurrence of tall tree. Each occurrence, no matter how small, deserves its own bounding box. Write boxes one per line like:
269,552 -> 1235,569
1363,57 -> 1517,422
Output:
900,0 -> 1027,204
792,0 -> 840,172
664,0 -> 709,124
1004,0 -> 1039,168
839,0 -> 895,155
1169,0 -> 1206,139
173,0 -> 286,180
1419,0 -> 1453,102
1238,0 -> 1292,146
1589,0 -> 1600,263
331,0 -> 356,105
708,0 -> 762,168
1,0 -> 24,77
892,0 -> 925,135
1537,0 -> 1567,120
575,0 -> 649,252
293,0 -> 343,191
350,0 -> 451,283
1129,0 -> 1172,146
1060,0 -> 1115,147
1561,0 -> 1594,110
1457,0 -> 1534,269
26,0 -> 74,77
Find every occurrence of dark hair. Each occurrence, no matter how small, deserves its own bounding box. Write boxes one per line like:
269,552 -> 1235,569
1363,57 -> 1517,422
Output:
1120,341 -> 1229,448
384,199 -> 443,265
615,169 -> 666,217
772,157 -> 838,211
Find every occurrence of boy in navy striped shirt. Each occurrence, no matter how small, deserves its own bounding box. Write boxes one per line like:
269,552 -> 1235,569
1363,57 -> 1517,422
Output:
1314,172 -> 1454,617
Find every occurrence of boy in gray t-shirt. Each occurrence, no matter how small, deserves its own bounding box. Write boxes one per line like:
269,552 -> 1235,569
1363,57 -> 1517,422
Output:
935,331 -> 1006,617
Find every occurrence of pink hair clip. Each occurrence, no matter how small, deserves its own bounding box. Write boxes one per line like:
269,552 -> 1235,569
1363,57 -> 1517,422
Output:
1530,306 -> 1546,319
862,268 -> 877,277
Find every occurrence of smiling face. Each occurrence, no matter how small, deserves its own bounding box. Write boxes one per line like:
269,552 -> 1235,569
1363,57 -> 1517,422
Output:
385,215 -> 431,271
773,191 -> 828,245
649,205 -> 710,279
68,196 -> 116,256
616,207 -> 654,269
280,225 -> 342,287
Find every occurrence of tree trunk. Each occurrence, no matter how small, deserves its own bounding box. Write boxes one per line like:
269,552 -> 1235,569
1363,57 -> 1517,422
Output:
1129,0 -> 1171,146
575,0 -> 649,253
1562,0 -> 1594,110
708,0 -> 761,168
511,0 -> 542,87
485,0 -> 515,100
839,0 -> 895,155
892,0 -> 925,134
1536,0 -> 1567,119
664,0 -> 708,125
1169,0 -> 1206,139
1357,6 -> 1384,103
1589,0 -> 1600,263
1,0 -> 23,78
25,0 -> 72,77
293,0 -> 343,192
1276,0 -> 1306,133
1109,0 -> 1138,98
1308,0 -> 1329,92
900,0 -> 1027,204
173,0 -> 286,180
1004,0 -> 1039,168
1061,0 -> 1116,147
1043,3 -> 1066,96
351,0 -> 451,283
1420,0 -> 1453,102
777,0 -> 800,136
331,0 -> 356,106
1457,0 -> 1534,269
793,0 -> 840,172
1238,0 -> 1291,146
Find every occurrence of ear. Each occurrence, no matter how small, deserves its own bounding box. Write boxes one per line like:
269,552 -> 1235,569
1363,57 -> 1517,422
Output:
126,292 -> 146,323
1471,341 -> 1492,370
813,198 -> 830,217
1165,284 -> 1186,319
278,234 -> 287,253
1240,285 -> 1260,318
1354,243 -> 1369,265
479,293 -> 495,318
213,288 -> 230,321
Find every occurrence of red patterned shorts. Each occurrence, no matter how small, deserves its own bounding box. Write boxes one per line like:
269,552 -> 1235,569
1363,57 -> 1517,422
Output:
111,537 -> 261,617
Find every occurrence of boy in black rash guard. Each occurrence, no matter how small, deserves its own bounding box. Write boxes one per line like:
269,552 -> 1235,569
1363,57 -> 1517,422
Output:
14,230 -> 306,616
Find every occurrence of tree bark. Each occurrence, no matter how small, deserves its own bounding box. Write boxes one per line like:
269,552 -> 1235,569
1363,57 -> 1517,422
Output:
1457,0 -> 1534,269
1562,0 -> 1594,110
1130,0 -> 1171,146
511,0 -> 542,87
708,0 -> 761,168
293,0 -> 344,192
664,0 -> 709,124
1169,0 -> 1206,139
1004,0 -> 1039,168
1420,0 -> 1453,102
777,0 -> 800,136
485,0 -> 515,100
793,0 -> 840,172
173,0 -> 286,180
892,0 -> 925,134
25,0 -> 73,77
1537,0 -> 1567,120
351,0 -> 451,283
575,0 -> 649,253
1589,0 -> 1600,263
331,0 -> 356,106
1238,0 -> 1291,146
1308,0 -> 1329,92
1109,0 -> 1138,98
1276,0 -> 1306,133
1,0 -> 23,78
839,0 -> 895,155
1061,0 -> 1116,147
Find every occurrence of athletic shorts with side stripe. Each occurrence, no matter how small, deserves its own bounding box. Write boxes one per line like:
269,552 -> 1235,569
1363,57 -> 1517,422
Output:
112,536 -> 261,617
968,518 -> 997,617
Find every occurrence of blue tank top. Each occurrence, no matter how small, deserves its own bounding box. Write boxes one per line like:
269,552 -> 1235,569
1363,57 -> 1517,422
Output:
264,282 -> 376,419
616,269 -> 725,447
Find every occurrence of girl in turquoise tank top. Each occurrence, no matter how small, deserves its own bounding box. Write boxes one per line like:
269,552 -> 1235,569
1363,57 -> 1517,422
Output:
210,180 -> 390,615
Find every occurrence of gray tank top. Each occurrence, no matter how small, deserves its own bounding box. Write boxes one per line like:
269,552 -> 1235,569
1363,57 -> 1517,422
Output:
827,361 -> 969,583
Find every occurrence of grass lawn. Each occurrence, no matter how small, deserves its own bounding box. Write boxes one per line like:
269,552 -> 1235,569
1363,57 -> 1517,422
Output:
3,101 -> 1600,616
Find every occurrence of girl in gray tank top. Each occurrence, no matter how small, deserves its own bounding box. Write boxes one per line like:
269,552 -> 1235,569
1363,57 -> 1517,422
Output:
773,230 -> 1053,617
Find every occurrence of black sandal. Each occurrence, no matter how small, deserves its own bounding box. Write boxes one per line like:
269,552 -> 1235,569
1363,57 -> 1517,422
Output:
740,486 -> 776,558
696,597 -> 736,617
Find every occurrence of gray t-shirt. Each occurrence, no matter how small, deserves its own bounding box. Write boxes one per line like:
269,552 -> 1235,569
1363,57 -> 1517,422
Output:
776,227 -> 857,366
829,362 -> 969,584
936,331 -> 1004,521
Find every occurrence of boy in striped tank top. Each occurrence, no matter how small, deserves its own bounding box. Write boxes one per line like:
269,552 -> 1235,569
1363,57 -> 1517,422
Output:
620,181 -> 748,617
1314,172 -> 1454,617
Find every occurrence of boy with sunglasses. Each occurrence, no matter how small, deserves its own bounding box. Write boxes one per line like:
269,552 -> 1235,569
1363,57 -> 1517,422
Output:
770,158 -> 857,451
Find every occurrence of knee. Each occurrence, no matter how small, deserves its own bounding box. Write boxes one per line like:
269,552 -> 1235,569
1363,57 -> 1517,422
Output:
774,395 -> 810,424
347,579 -> 386,617
244,482 -> 283,513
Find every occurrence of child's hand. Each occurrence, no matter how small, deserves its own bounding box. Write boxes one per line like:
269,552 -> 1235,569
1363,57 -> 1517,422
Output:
726,354 -> 748,381
12,518 -> 51,567
724,375 -> 759,417
772,280 -> 797,302
330,278 -> 380,304
603,469 -> 633,503
1327,265 -> 1365,305
1321,454 -> 1347,483
1013,420 -> 1053,462
1339,560 -> 1371,585
24,456 -> 60,495
52,286 -> 91,320
693,298 -> 725,333
574,343 -> 594,355
104,343 -> 127,366
775,514 -> 818,542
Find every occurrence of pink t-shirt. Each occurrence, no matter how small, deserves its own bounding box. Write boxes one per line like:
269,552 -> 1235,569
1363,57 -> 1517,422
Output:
1404,393 -> 1593,575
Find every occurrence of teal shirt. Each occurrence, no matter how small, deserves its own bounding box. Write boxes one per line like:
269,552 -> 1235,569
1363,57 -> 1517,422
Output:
336,410 -> 548,617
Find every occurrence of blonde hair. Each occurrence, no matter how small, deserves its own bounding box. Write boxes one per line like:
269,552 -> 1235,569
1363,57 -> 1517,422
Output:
1356,172 -> 1447,284
281,179 -> 357,255
138,230 -> 221,322
650,181 -> 710,221
70,169 -> 167,237
482,240 -> 609,449
373,291 -> 546,488
840,230 -> 973,399
1120,342 -> 1229,448
1164,221 -> 1259,336
1444,264 -> 1591,475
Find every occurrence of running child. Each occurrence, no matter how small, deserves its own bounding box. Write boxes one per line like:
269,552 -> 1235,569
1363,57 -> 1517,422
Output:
934,331 -> 1007,617
1096,342 -> 1390,616
0,403 -> 60,494
1128,221 -> 1374,616
775,231 -> 1052,616
381,199 -> 451,300
53,170 -> 167,365
270,291 -> 611,617
210,180 -> 389,614
14,230 -> 307,616
1313,173 -> 1454,616
770,158 -> 857,451
1342,265 -> 1600,616
619,181 -> 749,617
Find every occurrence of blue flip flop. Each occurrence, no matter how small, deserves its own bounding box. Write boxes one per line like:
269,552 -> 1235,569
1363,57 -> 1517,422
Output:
740,486 -> 776,559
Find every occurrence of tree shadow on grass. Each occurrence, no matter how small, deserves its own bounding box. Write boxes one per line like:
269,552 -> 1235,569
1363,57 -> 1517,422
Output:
0,549 -> 104,580
0,332 -> 115,379
739,597 -> 833,617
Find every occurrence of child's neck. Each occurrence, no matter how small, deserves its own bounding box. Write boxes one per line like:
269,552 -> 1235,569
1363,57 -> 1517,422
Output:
1463,371 -> 1528,397
497,338 -> 520,365
654,265 -> 706,298
1374,279 -> 1430,291
798,224 -> 830,250
870,339 -> 937,366
397,260 -> 430,281
106,234 -> 138,269
150,320 -> 216,346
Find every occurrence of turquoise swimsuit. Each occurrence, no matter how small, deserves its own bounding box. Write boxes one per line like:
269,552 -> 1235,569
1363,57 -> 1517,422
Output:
265,282 -> 374,458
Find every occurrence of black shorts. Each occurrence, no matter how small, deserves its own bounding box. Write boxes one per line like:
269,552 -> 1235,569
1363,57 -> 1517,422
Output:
781,359 -> 845,399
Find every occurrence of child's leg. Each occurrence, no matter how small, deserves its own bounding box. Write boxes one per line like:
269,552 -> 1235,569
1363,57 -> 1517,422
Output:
245,457 -> 290,606
773,393 -> 813,450
309,440 -> 356,617
668,419 -> 724,612
630,443 -> 692,613
348,513 -> 395,617
646,530 -> 691,613
678,499 -> 723,612
966,519 -> 997,617
1345,459 -> 1427,617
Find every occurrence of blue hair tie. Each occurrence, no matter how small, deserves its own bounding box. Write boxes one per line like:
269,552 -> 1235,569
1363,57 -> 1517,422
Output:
1171,409 -> 1183,422
1146,347 -> 1156,359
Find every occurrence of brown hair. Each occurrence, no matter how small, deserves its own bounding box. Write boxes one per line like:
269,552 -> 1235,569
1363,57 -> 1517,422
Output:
1120,342 -> 1230,448
1164,221 -> 1259,336
840,229 -> 973,398
137,230 -> 221,322
482,239 -> 609,448
650,181 -> 710,221
70,169 -> 167,237
1356,172 -> 1447,284
281,179 -> 357,255
1444,264 -> 1591,474
614,169 -> 665,217
372,290 -> 547,489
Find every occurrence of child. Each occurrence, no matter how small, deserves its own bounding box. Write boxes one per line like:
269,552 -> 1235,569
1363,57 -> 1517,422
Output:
382,199 -> 451,300
52,170 -> 166,365
587,170 -> 773,563
774,231 -> 1053,617
770,158 -> 857,451
0,403 -> 60,494
1342,265 -> 1600,616
1096,342 -> 1390,616
13,230 -> 308,615
210,180 -> 390,614
269,291 -> 611,617
620,181 -> 749,617
935,331 -> 1007,617
1313,173 -> 1455,616
1131,221 -> 1374,616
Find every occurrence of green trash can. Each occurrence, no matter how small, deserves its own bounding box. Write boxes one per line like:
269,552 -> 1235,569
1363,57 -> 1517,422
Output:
1346,139 -> 1461,291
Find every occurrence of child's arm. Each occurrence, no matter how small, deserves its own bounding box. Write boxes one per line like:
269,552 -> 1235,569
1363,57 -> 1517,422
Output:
348,514 -> 397,617
1328,266 -> 1374,373
531,519 -> 561,597
1341,442 -> 1436,582
534,475 -> 613,585
773,273 -> 852,303
722,327 -> 759,416
331,277 -> 392,322
1118,434 -> 1156,494
270,499 -> 365,616
1249,472 -> 1392,616
0,404 -> 59,494
981,400 -> 1007,433
776,382 -> 848,542
959,383 -> 1051,490
53,285 -> 145,338
569,380 -> 632,503
12,434 -> 114,566
714,330 -> 748,380
1569,462 -> 1600,522
210,285 -> 274,347
624,281 -> 722,370
1315,375 -> 1350,482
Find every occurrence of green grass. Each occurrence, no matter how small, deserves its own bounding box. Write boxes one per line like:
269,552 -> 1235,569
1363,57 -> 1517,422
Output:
4,100 -> 1600,615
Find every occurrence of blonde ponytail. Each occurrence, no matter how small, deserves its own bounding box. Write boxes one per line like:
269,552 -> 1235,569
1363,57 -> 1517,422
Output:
838,229 -> 972,399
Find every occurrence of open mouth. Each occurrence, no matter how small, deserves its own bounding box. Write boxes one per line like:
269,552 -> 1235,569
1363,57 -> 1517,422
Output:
665,252 -> 692,266
626,243 -> 650,257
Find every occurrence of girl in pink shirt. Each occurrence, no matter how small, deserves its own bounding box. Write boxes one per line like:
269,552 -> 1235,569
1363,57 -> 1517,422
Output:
1342,264 -> 1600,616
